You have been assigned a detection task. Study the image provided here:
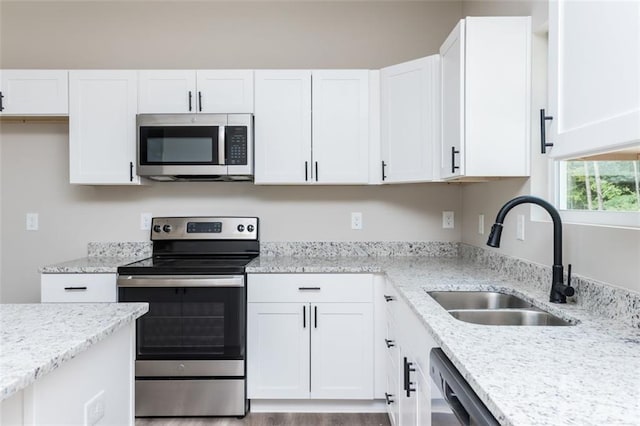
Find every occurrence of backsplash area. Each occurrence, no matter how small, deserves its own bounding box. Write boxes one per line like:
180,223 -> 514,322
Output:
259,241 -> 460,257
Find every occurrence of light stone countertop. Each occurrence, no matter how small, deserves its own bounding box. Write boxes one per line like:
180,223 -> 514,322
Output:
39,256 -> 144,273
247,256 -> 640,426
0,303 -> 148,401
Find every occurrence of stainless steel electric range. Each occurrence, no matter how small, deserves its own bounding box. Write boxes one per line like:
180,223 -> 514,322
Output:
117,216 -> 259,418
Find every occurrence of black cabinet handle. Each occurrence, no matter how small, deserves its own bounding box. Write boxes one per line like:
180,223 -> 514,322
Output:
315,161 -> 318,182
305,161 -> 308,181
403,357 -> 416,397
451,146 -> 460,174
381,161 -> 387,181
314,305 -> 318,328
198,91 -> 203,112
188,91 -> 193,112
384,295 -> 395,302
0,91 -> 4,112
540,108 -> 554,154
385,339 -> 395,348
64,286 -> 87,291
303,305 -> 306,328
129,161 -> 134,182
298,287 -> 321,291
384,392 -> 394,405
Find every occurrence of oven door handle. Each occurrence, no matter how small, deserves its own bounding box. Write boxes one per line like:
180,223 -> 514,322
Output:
117,275 -> 245,288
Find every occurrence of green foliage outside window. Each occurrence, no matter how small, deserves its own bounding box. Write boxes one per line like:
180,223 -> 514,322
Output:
565,161 -> 640,211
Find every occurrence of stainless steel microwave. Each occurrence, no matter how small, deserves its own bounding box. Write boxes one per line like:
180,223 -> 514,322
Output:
136,114 -> 253,181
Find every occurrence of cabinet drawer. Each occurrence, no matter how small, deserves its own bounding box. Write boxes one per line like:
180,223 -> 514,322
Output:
41,274 -> 117,303
248,274 -> 373,303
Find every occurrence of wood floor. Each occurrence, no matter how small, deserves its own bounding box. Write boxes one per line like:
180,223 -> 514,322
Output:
136,413 -> 391,426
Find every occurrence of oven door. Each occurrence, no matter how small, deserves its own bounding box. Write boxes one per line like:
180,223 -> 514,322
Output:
118,275 -> 245,361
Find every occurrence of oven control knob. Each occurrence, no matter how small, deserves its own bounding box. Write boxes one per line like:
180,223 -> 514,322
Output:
247,225 -> 255,232
237,224 -> 245,232
153,225 -> 162,233
163,224 -> 172,233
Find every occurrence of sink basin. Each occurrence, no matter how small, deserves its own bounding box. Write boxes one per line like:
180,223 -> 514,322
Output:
427,291 -> 535,310
448,309 -> 573,326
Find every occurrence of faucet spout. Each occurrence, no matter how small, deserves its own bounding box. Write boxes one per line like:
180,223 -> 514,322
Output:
486,195 -> 572,303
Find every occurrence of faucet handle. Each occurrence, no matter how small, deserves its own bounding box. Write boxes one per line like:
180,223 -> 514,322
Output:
565,264 -> 575,297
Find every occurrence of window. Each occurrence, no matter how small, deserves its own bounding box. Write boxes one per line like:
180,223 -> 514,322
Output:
555,158 -> 640,228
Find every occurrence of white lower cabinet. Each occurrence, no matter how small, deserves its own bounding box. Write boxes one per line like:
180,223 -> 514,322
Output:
383,281 -> 439,426
247,274 -> 375,401
41,273 -> 117,303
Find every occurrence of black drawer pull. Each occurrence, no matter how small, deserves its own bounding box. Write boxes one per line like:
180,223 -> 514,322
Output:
451,146 -> 460,173
314,305 -> 318,328
385,339 -> 395,348
384,295 -> 395,302
298,287 -> 321,291
385,392 -> 394,405
381,161 -> 387,181
64,286 -> 87,291
303,305 -> 306,328
198,91 -> 203,112
188,91 -> 193,112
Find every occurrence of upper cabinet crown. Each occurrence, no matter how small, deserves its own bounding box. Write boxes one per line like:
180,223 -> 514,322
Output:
254,70 -> 370,184
138,70 -> 254,114
380,55 -> 440,183
440,17 -> 532,180
0,70 -> 68,115
546,0 -> 640,159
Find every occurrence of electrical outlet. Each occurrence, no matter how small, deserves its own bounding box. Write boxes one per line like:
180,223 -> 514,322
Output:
478,214 -> 485,235
26,213 -> 39,231
140,213 -> 152,231
442,211 -> 454,229
351,212 -> 363,230
84,390 -> 105,426
516,214 -> 525,241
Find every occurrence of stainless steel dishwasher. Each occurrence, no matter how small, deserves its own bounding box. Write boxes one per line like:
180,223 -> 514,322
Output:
430,348 -> 499,426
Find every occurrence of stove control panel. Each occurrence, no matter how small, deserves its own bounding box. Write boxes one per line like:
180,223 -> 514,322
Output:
151,217 -> 258,241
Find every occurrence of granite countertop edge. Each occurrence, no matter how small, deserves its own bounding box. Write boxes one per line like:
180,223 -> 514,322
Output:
39,256 -> 145,274
0,303 -> 149,401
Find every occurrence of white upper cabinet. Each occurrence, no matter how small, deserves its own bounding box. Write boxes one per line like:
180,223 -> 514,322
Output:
547,0 -> 640,158
138,70 -> 253,114
440,17 -> 531,179
0,70 -> 68,115
69,70 -> 140,185
254,70 -> 370,185
380,56 -> 440,183
254,70 -> 312,184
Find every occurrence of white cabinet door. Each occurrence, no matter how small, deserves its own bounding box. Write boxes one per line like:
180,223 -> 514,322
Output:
381,56 -> 440,183
440,20 -> 465,179
197,70 -> 254,113
0,70 -> 68,115
69,70 -> 140,185
440,17 -> 531,179
247,303 -> 310,399
254,70 -> 312,184
547,0 -> 640,158
41,273 -> 116,303
310,303 -> 374,399
138,70 -> 196,113
312,70 -> 369,184
415,365 -> 432,426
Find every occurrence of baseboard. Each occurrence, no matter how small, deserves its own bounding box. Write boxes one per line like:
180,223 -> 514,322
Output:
249,399 -> 387,413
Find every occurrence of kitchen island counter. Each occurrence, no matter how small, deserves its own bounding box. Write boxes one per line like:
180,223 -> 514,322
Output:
0,302 -> 148,401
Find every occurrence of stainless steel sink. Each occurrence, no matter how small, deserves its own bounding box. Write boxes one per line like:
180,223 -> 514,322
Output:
427,291 -> 535,310
448,309 -> 573,326
426,290 -> 575,326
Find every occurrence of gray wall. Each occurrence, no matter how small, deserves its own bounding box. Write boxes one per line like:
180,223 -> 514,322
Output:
0,1 -> 463,303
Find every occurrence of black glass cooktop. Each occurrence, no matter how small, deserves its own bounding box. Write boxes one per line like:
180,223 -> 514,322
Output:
118,254 -> 257,275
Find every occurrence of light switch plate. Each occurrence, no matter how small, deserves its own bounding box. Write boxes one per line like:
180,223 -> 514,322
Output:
26,213 -> 39,231
478,214 -> 485,235
351,212 -> 363,230
140,213 -> 152,231
516,214 -> 525,241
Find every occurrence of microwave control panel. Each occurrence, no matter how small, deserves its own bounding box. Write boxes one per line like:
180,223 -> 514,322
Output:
226,126 -> 248,165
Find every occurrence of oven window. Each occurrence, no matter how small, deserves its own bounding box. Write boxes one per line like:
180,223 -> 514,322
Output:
119,286 -> 245,360
139,126 -> 219,165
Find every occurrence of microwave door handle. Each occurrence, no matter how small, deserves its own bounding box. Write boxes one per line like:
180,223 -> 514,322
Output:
218,126 -> 226,166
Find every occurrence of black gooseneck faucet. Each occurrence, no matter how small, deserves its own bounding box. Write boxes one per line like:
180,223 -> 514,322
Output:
486,195 -> 574,303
